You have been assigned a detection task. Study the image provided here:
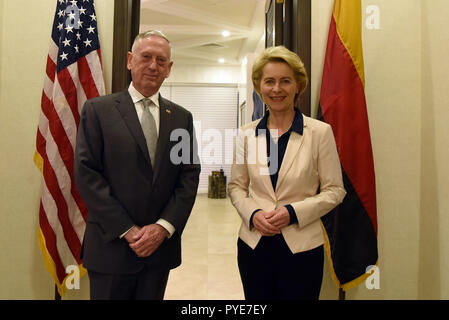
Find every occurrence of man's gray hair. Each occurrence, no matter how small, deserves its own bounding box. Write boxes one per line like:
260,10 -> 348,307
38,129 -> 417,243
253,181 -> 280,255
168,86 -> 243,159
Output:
131,30 -> 172,57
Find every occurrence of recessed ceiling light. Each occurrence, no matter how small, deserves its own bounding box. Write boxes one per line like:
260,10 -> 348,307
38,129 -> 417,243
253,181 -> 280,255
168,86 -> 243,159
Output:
221,30 -> 230,37
218,58 -> 225,64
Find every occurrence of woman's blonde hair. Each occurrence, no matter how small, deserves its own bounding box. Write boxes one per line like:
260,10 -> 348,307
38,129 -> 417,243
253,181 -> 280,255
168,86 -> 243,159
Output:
252,46 -> 308,100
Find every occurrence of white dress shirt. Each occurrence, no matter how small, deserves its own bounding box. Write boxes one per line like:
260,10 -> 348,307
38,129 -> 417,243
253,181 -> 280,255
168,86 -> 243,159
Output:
128,82 -> 160,135
119,83 -> 175,239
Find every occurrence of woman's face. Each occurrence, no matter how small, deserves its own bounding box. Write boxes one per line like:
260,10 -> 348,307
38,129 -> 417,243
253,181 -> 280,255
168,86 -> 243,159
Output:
259,61 -> 299,113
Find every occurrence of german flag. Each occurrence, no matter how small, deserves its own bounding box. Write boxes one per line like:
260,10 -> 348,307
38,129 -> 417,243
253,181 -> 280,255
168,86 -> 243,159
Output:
318,0 -> 378,291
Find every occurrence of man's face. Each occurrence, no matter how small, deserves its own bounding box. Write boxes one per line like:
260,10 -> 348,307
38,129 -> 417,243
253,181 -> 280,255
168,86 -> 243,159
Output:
127,36 -> 173,97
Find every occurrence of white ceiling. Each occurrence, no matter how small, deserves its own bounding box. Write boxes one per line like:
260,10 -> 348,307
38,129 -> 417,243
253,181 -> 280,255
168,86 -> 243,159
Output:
140,0 -> 266,66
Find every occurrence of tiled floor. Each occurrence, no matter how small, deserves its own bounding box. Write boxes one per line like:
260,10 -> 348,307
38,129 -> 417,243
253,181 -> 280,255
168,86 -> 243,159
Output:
164,194 -> 245,300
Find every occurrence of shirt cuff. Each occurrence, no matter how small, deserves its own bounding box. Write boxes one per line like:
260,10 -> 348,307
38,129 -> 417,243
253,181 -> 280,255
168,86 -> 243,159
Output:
249,209 -> 262,229
156,218 -> 176,238
119,225 -> 135,239
285,205 -> 298,225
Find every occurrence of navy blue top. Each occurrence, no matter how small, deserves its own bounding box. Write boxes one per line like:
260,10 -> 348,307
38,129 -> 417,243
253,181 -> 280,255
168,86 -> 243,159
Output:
250,108 -> 304,228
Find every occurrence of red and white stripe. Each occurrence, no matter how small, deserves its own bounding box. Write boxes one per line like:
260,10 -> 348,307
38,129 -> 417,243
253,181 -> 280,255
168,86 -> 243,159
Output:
35,39 -> 105,286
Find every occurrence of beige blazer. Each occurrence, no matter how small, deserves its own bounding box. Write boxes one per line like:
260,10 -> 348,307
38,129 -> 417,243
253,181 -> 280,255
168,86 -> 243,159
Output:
228,114 -> 346,254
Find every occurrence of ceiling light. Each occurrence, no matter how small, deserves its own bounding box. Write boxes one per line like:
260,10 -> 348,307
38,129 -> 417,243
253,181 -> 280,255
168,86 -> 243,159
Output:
221,30 -> 230,37
218,58 -> 225,64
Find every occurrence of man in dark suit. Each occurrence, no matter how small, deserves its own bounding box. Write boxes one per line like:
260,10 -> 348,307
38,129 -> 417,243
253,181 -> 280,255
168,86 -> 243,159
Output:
74,30 -> 201,300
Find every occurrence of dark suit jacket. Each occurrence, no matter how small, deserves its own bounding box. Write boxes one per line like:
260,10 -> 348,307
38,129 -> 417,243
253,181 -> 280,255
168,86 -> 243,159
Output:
74,89 -> 200,274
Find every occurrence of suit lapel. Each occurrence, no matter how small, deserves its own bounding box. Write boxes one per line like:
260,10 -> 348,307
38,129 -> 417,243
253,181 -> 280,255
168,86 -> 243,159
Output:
114,90 -> 152,165
152,95 -> 172,181
276,115 -> 307,191
253,131 -> 276,200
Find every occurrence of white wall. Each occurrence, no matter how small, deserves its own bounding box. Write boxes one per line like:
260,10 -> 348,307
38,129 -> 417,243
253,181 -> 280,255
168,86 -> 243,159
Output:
419,0 -> 449,300
160,84 -> 238,194
356,0 -> 422,300
0,0 -> 3,102
168,64 -> 241,84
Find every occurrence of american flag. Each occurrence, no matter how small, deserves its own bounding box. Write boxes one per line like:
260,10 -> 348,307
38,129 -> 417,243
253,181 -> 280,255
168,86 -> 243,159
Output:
34,0 -> 105,297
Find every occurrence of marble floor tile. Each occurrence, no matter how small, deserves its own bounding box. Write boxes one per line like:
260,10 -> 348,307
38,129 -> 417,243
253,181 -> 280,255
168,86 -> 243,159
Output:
164,194 -> 244,300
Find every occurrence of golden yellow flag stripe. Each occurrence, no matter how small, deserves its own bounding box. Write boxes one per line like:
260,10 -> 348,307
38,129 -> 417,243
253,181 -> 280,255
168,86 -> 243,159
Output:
37,226 -> 87,297
333,0 -> 365,87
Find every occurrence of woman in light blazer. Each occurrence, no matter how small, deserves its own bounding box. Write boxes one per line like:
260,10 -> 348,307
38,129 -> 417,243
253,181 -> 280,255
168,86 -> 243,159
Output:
228,46 -> 346,300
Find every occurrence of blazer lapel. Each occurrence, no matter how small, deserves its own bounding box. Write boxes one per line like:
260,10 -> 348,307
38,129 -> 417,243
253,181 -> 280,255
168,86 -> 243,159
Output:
253,132 -> 276,201
152,95 -> 172,181
114,90 -> 152,165
276,116 -> 306,191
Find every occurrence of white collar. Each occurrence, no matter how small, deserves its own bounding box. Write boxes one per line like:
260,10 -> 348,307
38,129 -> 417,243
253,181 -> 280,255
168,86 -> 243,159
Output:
128,82 -> 160,108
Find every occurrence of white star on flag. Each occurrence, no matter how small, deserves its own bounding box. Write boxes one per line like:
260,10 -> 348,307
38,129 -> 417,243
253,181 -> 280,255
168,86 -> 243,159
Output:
87,25 -> 95,34
83,38 -> 92,47
60,51 -> 68,60
65,24 -> 74,33
62,38 -> 71,47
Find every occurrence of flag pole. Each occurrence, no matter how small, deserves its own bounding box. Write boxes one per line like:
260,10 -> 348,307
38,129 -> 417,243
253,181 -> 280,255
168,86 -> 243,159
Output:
339,288 -> 345,300
55,285 -> 61,300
